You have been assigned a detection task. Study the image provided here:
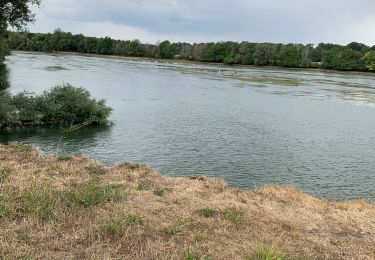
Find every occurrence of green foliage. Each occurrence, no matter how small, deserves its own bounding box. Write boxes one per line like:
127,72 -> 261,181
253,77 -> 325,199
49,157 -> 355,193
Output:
347,42 -> 369,53
0,64 -> 10,91
164,219 -> 195,237
6,30 -> 375,72
193,231 -> 207,242
137,180 -> 152,191
65,179 -> 125,208
202,42 -> 237,62
279,44 -> 306,67
101,213 -> 144,238
332,48 -> 364,70
0,84 -> 112,129
11,91 -> 41,123
184,250 -> 213,260
197,207 -> 217,218
0,1 -> 41,31
253,43 -> 278,66
0,168 -> 12,182
248,246 -> 291,260
322,46 -> 365,70
224,54 -> 236,64
222,208 -> 245,226
37,84 -> 112,125
363,51 -> 375,71
16,186 -> 60,221
97,37 -> 113,55
0,95 -> 18,127
0,202 -> 9,219
57,155 -> 73,161
159,40 -> 177,59
154,188 -> 165,196
0,33 -> 10,63
85,165 -> 107,175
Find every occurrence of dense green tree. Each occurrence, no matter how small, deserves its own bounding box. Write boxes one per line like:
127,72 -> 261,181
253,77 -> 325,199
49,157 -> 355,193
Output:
201,42 -> 237,63
238,42 -> 256,65
0,32 -> 9,62
0,64 -> 9,91
159,40 -> 177,59
0,0 -> 40,31
347,42 -> 369,53
0,0 -> 41,62
279,44 -> 303,67
332,48 -> 364,70
253,43 -> 278,66
50,28 -> 64,52
128,39 -> 145,56
84,37 -> 98,53
175,42 -> 193,59
363,51 -> 375,71
97,36 -> 113,55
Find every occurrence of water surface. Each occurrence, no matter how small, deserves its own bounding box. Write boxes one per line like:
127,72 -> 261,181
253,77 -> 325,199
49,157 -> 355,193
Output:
2,51 -> 375,201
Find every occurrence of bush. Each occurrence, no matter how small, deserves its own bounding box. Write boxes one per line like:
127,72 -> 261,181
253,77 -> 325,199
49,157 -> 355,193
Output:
36,84 -> 112,125
0,64 -> 10,91
0,84 -> 112,128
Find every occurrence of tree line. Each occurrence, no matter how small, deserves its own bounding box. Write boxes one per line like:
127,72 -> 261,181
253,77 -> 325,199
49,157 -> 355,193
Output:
5,29 -> 375,72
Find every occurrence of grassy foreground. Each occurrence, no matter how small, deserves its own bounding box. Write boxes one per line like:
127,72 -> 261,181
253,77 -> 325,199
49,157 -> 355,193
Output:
0,145 -> 374,259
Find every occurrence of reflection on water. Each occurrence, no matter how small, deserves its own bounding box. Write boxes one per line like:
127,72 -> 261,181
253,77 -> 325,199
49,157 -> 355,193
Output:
2,51 -> 375,202
44,65 -> 69,71
0,125 -> 111,156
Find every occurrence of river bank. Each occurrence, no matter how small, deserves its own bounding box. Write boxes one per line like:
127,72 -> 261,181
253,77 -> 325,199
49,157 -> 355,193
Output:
0,144 -> 374,259
10,50 -> 375,77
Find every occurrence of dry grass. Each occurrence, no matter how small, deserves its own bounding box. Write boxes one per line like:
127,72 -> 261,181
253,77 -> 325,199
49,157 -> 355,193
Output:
0,144 -> 374,259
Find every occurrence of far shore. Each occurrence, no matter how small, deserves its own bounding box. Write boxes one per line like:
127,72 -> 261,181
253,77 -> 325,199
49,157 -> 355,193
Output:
11,50 -> 375,77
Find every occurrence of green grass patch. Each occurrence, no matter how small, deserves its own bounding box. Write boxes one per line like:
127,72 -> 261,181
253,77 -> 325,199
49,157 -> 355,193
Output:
16,186 -> 61,221
197,207 -> 217,218
65,179 -> 125,208
57,155 -> 73,161
137,180 -> 152,191
0,202 -> 9,219
248,246 -> 291,260
164,219 -> 195,237
193,231 -> 207,242
86,165 -> 107,175
101,213 -> 144,238
154,188 -> 165,196
17,145 -> 33,158
222,208 -> 245,226
184,250 -> 213,260
0,168 -> 11,182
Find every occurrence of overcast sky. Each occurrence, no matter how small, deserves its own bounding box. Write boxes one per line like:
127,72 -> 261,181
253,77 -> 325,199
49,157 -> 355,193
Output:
29,0 -> 375,46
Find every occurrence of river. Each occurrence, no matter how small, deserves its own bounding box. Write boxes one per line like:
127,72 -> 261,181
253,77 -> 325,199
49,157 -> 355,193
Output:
2,51 -> 375,201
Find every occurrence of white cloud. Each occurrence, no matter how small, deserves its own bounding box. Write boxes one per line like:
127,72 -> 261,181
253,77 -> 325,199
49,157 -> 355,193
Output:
28,0 -> 375,45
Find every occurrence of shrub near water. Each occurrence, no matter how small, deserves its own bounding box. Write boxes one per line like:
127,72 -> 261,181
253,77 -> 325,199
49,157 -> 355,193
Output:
0,84 -> 112,128
37,85 -> 112,125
